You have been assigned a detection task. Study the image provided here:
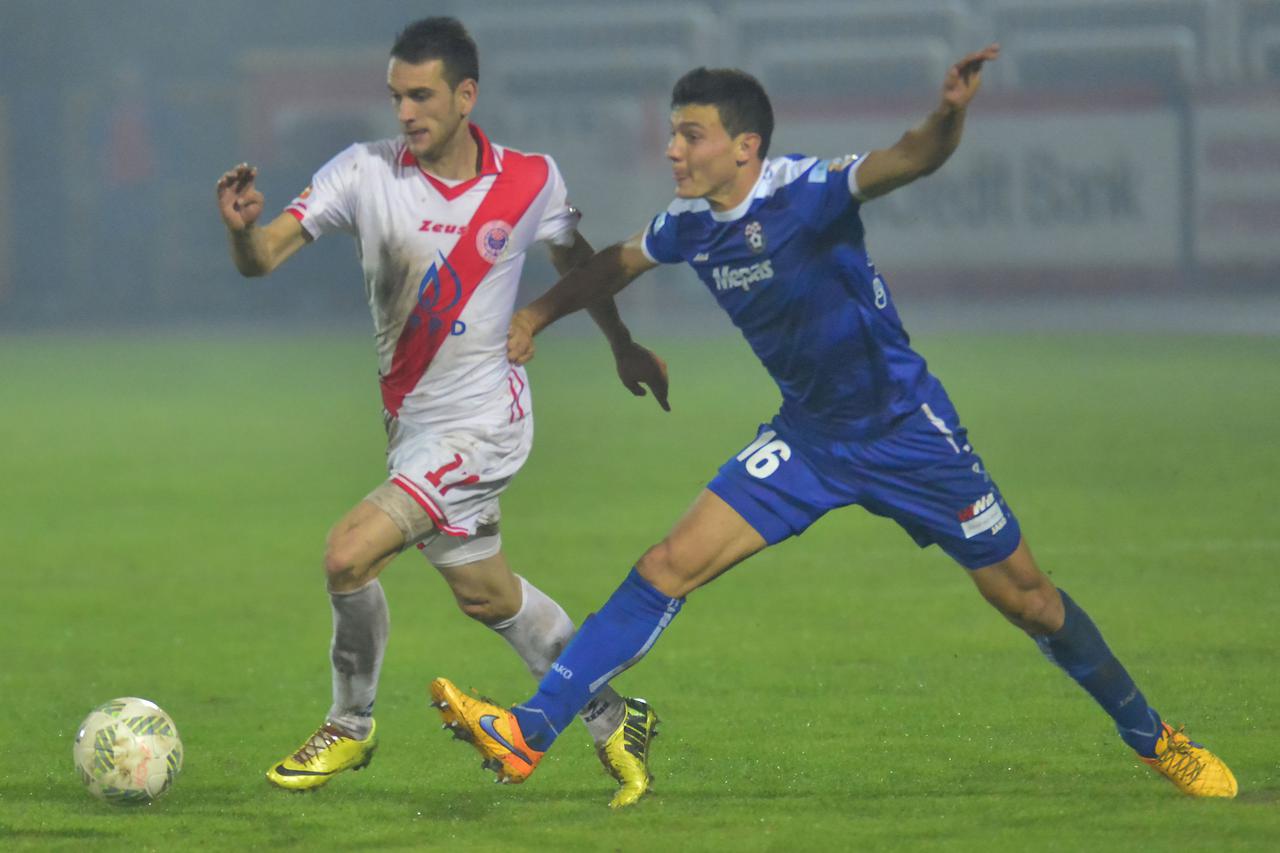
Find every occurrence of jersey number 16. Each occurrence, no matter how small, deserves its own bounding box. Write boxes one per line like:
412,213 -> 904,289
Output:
736,430 -> 792,479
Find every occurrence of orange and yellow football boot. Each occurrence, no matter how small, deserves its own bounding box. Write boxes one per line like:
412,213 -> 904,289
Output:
1141,722 -> 1238,798
430,677 -> 543,784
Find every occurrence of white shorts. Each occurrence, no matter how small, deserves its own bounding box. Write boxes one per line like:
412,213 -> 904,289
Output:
365,410 -> 533,555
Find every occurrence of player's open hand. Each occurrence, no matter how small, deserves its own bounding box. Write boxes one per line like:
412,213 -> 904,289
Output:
614,341 -> 670,412
507,309 -> 537,365
216,163 -> 265,231
941,43 -> 999,110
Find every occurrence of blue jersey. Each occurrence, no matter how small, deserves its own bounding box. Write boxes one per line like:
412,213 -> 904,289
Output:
641,154 -> 941,440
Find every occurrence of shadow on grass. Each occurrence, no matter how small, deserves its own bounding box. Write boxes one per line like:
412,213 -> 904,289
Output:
1235,786 -> 1280,805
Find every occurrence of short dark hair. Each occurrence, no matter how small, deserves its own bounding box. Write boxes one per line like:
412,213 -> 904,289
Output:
391,17 -> 479,89
671,67 -> 774,157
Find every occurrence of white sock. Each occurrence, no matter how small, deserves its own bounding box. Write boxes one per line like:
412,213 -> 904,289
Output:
326,580 -> 388,740
490,576 -> 626,743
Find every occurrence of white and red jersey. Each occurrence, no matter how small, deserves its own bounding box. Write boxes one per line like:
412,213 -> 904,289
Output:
285,124 -> 579,428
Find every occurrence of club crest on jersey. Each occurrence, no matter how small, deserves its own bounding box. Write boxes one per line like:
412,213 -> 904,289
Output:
744,220 -> 766,254
475,220 -> 512,263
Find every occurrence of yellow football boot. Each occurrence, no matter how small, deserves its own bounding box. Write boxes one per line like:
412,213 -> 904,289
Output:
596,697 -> 659,809
266,720 -> 378,791
430,677 -> 543,784
1141,722 -> 1238,798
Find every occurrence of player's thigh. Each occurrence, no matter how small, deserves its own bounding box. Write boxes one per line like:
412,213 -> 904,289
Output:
324,497 -> 409,591
705,421 -> 844,547
362,479 -> 435,548
425,525 -> 523,624
637,489 -> 769,598
638,421 -> 849,597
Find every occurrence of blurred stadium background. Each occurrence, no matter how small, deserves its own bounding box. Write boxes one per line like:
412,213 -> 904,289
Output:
1,0 -> 1278,334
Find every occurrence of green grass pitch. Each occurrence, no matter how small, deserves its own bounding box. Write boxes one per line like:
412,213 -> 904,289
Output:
1,329 -> 1277,851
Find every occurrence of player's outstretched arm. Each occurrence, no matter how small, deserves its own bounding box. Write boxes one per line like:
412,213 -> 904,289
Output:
547,232 -> 670,411
215,163 -> 309,277
854,43 -> 999,200
508,229 -> 656,363
548,230 -> 635,351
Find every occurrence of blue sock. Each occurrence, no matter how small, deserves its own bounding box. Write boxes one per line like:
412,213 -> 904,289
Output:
1034,589 -> 1162,757
511,568 -> 683,751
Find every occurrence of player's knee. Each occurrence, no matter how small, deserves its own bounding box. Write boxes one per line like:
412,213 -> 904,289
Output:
636,539 -> 696,598
455,593 -> 516,625
323,533 -> 369,592
1006,584 -> 1061,634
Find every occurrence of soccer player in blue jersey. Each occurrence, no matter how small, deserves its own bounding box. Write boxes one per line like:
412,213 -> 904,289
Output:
430,44 -> 1237,799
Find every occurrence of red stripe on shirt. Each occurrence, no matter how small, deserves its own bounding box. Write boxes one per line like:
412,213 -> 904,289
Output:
380,149 -> 549,417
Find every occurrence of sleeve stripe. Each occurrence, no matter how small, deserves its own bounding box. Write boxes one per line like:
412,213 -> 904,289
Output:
848,154 -> 869,202
639,228 -> 662,265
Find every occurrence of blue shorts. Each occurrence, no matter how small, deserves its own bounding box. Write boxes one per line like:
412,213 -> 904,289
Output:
707,394 -> 1021,570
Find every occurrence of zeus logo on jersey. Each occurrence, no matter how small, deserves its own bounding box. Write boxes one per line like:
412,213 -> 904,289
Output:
420,219 -> 468,235
957,492 -> 1007,539
712,260 -> 774,293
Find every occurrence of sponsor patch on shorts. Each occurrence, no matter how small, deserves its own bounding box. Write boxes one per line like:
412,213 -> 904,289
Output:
957,491 -> 1007,539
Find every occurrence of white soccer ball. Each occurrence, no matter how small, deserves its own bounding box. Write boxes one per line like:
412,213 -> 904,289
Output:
73,697 -> 183,805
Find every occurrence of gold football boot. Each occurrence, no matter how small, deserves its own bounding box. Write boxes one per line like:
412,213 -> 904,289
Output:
266,720 -> 378,791
596,697 -> 660,809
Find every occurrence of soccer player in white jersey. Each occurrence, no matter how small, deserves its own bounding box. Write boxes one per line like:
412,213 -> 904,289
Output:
431,46 -> 1237,800
214,17 -> 669,808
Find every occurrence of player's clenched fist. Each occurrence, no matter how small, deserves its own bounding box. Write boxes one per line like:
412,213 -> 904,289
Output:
507,309 -> 537,365
216,163 -> 265,231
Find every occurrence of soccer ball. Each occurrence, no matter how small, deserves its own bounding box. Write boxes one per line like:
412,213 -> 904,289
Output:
73,697 -> 183,805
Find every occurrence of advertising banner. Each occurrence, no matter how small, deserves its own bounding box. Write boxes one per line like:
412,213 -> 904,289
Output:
777,95 -> 1185,279
1194,89 -> 1280,270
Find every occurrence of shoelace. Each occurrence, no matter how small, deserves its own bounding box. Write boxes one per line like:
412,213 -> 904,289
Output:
1157,727 -> 1205,785
291,725 -> 345,766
